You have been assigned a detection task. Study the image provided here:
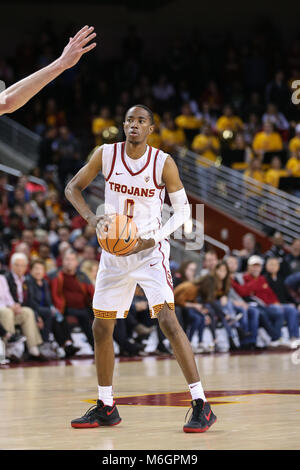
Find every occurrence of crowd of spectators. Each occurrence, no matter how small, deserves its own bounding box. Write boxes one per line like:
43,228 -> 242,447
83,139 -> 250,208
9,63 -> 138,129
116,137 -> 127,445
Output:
0,163 -> 299,364
173,237 -> 300,353
0,21 -> 300,364
1,22 -> 300,199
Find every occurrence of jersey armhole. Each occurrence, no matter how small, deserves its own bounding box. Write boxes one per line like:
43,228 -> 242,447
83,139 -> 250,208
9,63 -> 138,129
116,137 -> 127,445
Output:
153,149 -> 166,189
104,143 -> 118,181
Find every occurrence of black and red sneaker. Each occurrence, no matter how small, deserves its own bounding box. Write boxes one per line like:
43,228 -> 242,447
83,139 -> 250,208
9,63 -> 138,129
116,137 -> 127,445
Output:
183,399 -> 217,433
71,400 -> 121,428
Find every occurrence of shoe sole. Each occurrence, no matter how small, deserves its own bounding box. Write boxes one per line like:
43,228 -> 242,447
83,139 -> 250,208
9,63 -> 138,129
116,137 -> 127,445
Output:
71,418 -> 122,429
183,416 -> 217,433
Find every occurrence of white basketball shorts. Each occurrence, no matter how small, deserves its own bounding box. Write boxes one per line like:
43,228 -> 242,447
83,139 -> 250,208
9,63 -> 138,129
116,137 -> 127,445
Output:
93,239 -> 174,319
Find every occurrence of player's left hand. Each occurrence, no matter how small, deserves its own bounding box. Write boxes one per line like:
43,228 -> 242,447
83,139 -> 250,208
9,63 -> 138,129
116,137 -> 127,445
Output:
119,237 -> 155,256
58,25 -> 97,70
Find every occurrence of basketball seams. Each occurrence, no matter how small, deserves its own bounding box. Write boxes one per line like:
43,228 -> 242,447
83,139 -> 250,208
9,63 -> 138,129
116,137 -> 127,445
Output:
112,216 -> 130,252
98,238 -> 105,251
104,233 -> 111,253
98,225 -> 113,253
114,236 -> 137,255
98,215 -> 137,256
113,218 -> 137,254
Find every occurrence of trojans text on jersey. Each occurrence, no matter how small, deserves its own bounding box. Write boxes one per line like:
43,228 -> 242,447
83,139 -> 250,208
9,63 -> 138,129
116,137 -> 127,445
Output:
108,181 -> 155,198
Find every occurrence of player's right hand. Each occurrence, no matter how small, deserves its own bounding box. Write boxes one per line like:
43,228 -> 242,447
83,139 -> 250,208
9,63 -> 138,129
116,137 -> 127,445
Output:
94,214 -> 116,238
58,25 -> 97,70
87,214 -> 110,229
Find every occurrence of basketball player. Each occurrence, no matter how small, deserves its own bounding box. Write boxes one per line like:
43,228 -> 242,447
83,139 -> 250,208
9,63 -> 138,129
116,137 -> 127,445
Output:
65,105 -> 217,433
0,25 -> 96,116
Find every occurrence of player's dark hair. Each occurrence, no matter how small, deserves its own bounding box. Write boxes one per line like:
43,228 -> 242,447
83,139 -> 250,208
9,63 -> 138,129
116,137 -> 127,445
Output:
126,104 -> 154,125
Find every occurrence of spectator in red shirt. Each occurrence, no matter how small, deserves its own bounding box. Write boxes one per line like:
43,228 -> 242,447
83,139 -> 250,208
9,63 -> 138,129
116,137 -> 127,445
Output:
49,249 -> 94,347
231,255 -> 285,346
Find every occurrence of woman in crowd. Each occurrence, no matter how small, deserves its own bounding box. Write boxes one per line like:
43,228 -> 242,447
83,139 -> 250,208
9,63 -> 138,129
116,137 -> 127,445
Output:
174,275 -> 218,353
173,259 -> 198,288
172,260 -> 199,336
213,260 -> 260,350
27,259 -> 80,358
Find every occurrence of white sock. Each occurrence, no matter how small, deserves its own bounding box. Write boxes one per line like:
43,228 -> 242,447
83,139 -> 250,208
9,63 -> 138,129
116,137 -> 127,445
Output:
188,381 -> 206,402
98,385 -> 114,407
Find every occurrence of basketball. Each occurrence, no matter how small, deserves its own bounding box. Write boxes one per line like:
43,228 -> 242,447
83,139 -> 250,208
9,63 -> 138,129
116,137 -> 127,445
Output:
97,214 -> 138,256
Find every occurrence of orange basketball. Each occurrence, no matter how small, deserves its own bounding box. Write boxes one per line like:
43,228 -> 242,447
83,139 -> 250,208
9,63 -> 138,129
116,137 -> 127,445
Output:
97,214 -> 138,256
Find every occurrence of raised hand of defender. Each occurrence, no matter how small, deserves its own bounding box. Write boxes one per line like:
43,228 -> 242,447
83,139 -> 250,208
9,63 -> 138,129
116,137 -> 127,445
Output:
59,25 -> 97,70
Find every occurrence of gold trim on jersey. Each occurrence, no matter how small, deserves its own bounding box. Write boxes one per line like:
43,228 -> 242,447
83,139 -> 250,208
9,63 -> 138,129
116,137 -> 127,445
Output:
93,309 -> 118,319
151,303 -> 175,318
93,308 -> 130,319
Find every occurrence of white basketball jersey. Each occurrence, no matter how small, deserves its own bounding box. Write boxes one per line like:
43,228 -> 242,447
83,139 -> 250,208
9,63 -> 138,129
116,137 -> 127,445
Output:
101,142 -> 168,239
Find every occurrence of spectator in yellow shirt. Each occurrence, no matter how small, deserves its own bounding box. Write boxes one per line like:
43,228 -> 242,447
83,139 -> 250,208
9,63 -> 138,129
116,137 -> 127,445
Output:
175,103 -> 203,130
161,117 -> 186,153
265,156 -> 288,188
216,105 -> 244,135
92,107 -> 116,146
147,121 -> 162,148
252,121 -> 283,159
191,124 -> 221,200
229,133 -> 254,170
286,147 -> 300,176
192,123 -> 220,166
175,103 -> 202,144
288,123 -> 300,157
153,112 -> 161,127
244,158 -> 265,197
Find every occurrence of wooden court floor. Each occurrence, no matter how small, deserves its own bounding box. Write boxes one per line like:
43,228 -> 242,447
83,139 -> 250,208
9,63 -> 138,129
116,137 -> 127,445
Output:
0,351 -> 300,450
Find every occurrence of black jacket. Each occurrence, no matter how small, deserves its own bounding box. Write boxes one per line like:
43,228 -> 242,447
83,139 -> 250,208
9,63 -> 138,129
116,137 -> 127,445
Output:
4,271 -> 29,306
265,273 -> 294,304
26,274 -> 54,319
264,246 -> 291,278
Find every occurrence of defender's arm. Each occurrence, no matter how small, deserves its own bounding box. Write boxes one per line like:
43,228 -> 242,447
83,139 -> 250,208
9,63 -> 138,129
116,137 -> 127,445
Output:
0,25 -> 96,116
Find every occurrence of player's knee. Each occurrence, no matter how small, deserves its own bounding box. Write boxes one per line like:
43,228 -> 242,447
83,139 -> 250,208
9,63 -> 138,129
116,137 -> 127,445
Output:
158,306 -> 181,340
92,318 -> 114,343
